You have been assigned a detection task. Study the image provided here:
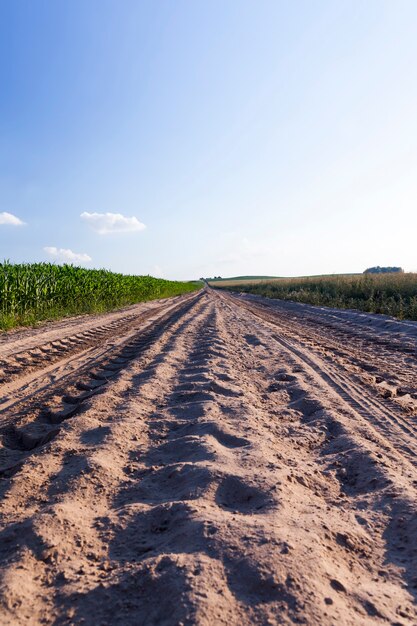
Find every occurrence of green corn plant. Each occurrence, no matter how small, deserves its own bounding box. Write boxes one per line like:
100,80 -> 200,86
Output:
0,261 -> 201,330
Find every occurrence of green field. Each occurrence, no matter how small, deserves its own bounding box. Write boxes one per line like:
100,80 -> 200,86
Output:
208,275 -> 280,283
0,261 -> 201,330
213,273 -> 417,320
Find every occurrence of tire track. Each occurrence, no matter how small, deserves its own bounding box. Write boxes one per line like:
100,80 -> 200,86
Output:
222,291 -> 417,466
0,292 -> 200,474
0,304 -> 176,387
227,293 -> 417,406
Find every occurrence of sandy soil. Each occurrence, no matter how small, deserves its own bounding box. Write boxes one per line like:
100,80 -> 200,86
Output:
0,287 -> 416,625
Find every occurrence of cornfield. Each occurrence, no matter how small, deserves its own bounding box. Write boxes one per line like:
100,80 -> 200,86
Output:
215,273 -> 417,321
0,261 -> 201,329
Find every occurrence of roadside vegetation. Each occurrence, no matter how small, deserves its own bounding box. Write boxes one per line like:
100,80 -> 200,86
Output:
213,273 -> 417,320
0,261 -> 201,330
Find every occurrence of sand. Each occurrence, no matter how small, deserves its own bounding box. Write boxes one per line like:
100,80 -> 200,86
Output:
0,287 -> 416,625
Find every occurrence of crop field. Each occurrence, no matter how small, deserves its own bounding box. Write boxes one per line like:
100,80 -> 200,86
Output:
0,261 -> 201,329
208,275 -> 280,283
212,272 -> 417,320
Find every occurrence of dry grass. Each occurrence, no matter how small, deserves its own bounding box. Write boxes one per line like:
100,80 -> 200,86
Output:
213,273 -> 417,320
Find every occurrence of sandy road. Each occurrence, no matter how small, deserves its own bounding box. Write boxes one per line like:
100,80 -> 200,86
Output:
0,287 -> 416,625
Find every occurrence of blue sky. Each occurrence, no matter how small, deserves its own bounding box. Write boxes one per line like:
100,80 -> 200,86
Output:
1,0 -> 417,279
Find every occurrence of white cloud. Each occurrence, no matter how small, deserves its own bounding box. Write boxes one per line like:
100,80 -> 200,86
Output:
0,212 -> 25,226
80,211 -> 146,235
44,246 -> 92,263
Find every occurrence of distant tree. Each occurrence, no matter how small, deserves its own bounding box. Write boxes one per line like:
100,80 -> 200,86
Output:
364,266 -> 404,274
